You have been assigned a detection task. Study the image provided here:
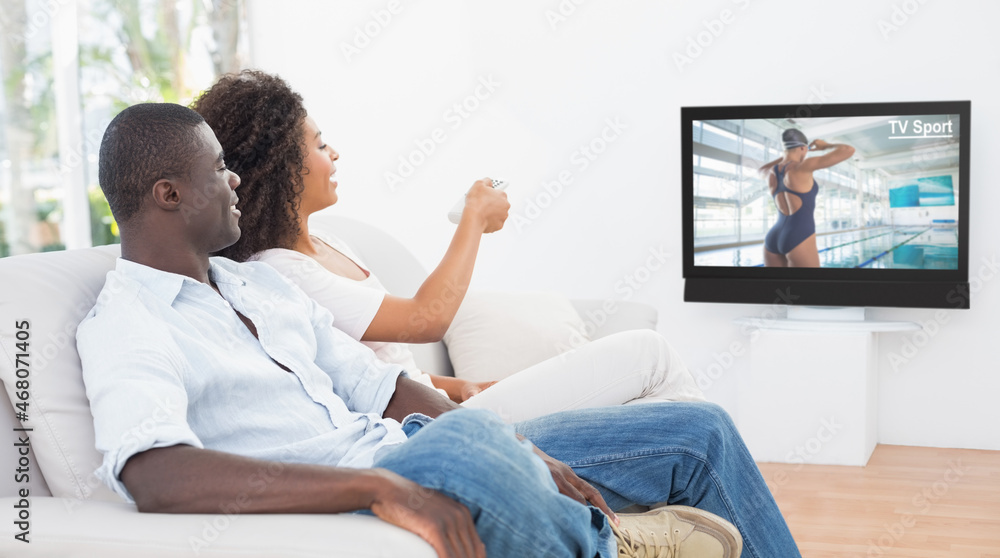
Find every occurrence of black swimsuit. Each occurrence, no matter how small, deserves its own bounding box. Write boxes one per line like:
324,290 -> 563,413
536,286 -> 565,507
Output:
764,164 -> 819,255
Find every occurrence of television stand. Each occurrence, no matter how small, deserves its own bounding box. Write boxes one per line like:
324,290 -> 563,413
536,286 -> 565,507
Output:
733,307 -> 918,466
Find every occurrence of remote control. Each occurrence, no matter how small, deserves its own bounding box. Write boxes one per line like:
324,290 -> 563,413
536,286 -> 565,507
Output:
448,179 -> 509,224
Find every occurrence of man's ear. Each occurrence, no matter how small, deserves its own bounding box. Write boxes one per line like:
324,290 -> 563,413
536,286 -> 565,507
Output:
151,178 -> 184,212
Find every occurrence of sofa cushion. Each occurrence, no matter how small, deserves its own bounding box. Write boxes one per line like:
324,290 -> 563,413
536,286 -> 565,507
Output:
0,498 -> 436,557
442,291 -> 590,383
0,245 -> 124,503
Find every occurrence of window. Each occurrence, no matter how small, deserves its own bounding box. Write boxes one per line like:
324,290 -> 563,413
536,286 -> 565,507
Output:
0,0 -> 248,257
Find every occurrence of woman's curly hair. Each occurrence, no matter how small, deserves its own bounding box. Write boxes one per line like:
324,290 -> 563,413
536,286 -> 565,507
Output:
190,70 -> 308,262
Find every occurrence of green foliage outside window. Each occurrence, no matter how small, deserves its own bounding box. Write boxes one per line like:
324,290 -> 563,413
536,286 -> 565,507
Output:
89,186 -> 119,247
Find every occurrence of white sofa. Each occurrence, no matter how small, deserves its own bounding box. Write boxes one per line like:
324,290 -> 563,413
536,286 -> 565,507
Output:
0,214 -> 657,557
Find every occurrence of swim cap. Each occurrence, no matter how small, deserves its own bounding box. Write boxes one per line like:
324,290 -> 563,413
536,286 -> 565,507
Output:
782,128 -> 808,150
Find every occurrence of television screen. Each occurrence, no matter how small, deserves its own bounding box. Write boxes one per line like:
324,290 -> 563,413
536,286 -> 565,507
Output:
681,101 -> 970,309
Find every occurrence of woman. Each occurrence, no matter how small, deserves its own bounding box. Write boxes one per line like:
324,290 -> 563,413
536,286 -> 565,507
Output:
191,70 -> 703,422
759,128 -> 855,267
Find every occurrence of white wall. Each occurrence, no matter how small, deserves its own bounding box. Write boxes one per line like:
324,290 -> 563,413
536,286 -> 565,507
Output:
247,0 -> 1000,451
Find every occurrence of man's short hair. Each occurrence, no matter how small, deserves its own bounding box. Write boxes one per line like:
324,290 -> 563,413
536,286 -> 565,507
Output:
98,103 -> 206,223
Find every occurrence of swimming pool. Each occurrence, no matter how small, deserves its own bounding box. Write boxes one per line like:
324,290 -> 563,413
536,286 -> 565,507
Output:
693,226 -> 959,269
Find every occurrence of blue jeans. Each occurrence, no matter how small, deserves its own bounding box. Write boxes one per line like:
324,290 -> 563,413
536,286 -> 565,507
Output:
373,403 -> 801,558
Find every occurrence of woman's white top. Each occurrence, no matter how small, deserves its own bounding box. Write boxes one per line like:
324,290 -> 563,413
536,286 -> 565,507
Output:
253,233 -> 439,391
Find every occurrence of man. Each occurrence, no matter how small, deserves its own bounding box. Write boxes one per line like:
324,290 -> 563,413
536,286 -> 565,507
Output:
78,103 -> 801,557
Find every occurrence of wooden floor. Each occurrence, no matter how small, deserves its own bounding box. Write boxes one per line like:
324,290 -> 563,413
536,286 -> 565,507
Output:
756,445 -> 1000,558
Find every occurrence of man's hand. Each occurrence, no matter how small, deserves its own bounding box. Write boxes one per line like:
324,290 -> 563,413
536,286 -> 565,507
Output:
370,469 -> 486,558
528,443 -> 619,526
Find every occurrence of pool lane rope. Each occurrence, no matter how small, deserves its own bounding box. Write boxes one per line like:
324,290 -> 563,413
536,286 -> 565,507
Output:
856,227 -> 932,268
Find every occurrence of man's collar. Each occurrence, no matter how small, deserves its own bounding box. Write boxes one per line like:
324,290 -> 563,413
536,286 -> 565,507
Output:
115,257 -> 246,305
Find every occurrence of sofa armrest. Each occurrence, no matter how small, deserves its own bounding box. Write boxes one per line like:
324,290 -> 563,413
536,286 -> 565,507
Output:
0,497 -> 435,557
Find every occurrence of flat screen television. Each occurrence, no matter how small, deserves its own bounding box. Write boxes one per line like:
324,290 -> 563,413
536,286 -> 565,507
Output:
681,101 -> 970,309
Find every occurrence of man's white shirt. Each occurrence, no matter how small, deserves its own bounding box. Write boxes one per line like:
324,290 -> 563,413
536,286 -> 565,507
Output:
77,257 -> 409,502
